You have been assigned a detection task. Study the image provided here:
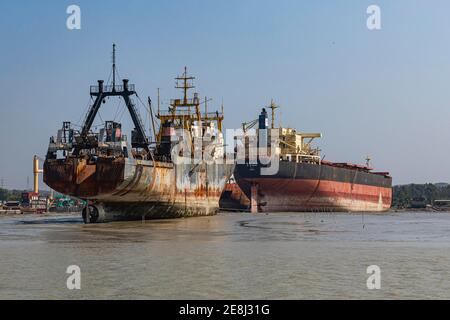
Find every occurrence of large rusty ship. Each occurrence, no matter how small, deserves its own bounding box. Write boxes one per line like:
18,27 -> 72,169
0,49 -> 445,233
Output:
44,46 -> 234,223
234,104 -> 392,213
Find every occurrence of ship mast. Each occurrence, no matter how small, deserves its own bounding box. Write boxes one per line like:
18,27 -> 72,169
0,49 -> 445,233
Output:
268,99 -> 279,129
366,156 -> 372,168
112,43 -> 116,91
177,66 -> 194,105
76,44 -> 149,152
171,67 -> 201,126
156,68 -> 224,136
157,88 -> 160,115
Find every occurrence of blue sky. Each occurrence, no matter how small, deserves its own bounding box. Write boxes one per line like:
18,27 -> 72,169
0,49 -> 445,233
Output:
1,0 -> 450,189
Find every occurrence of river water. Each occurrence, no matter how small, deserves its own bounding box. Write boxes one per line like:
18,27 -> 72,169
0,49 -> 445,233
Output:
1,211 -> 450,299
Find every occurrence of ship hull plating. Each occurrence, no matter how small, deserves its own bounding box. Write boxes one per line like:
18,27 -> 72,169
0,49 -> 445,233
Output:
234,162 -> 392,213
44,157 -> 234,222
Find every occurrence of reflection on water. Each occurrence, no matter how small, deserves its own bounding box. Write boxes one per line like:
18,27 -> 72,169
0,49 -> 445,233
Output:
1,211 -> 450,299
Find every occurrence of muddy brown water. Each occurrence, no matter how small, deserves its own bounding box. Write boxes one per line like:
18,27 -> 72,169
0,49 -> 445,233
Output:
1,211 -> 450,299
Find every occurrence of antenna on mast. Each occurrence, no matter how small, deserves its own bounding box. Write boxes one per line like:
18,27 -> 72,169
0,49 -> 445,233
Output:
112,43 -> 116,90
157,88 -> 160,115
175,66 -> 195,104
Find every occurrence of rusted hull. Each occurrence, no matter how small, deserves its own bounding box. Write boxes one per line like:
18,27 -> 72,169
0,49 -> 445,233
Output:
44,157 -> 234,222
234,162 -> 392,213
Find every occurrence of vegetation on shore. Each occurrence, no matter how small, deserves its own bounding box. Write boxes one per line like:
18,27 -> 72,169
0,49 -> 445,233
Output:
0,188 -> 52,202
0,188 -> 24,202
393,183 -> 450,208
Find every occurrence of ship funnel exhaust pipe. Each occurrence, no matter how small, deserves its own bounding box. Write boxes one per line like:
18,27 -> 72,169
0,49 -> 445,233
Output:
98,80 -> 104,93
259,108 -> 268,129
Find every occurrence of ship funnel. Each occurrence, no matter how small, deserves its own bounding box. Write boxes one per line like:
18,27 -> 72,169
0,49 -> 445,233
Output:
98,80 -> 104,93
123,79 -> 129,91
259,108 -> 268,129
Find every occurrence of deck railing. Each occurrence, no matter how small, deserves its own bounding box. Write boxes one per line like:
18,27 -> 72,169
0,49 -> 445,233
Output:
90,84 -> 135,94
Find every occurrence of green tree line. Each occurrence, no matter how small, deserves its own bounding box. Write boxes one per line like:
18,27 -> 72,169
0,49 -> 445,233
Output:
0,188 -> 25,202
393,183 -> 450,208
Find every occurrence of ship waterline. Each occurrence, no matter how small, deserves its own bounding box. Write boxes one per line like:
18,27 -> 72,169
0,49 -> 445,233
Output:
235,177 -> 392,212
